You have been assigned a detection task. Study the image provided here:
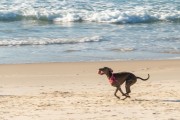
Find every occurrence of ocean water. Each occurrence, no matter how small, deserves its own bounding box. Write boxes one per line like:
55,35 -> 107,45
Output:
0,0 -> 179,64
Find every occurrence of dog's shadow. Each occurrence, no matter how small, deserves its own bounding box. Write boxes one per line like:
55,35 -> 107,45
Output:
0,95 -> 15,97
162,100 -> 180,102
132,99 -> 180,103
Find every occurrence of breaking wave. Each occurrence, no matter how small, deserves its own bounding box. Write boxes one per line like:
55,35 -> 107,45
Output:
0,36 -> 103,46
110,48 -> 136,52
0,0 -> 179,24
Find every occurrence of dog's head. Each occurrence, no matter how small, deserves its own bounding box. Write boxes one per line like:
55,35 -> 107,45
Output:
98,67 -> 113,75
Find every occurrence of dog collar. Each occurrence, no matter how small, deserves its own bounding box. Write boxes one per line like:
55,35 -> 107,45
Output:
109,74 -> 118,85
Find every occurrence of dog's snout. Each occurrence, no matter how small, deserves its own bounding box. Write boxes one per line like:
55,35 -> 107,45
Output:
98,70 -> 100,74
98,69 -> 104,75
98,70 -> 101,74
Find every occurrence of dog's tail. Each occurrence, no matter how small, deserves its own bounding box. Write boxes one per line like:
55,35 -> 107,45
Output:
136,74 -> 150,81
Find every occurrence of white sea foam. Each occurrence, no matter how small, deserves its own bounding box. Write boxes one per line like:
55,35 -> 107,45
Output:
0,36 -> 103,46
0,0 -> 179,23
110,48 -> 136,52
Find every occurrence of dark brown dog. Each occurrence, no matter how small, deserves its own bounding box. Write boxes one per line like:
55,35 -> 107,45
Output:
98,67 -> 150,99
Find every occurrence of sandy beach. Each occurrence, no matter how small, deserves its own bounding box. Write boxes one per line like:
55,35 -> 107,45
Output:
0,60 -> 180,120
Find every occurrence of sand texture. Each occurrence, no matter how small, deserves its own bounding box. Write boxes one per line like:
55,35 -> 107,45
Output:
0,60 -> 180,120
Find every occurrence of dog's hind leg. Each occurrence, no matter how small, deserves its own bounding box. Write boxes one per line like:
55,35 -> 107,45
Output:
125,85 -> 131,97
125,79 -> 137,98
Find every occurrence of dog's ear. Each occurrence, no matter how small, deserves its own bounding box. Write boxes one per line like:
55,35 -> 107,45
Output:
109,68 -> 113,72
104,67 -> 113,73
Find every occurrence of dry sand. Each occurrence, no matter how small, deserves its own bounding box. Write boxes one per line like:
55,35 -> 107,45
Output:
0,60 -> 180,120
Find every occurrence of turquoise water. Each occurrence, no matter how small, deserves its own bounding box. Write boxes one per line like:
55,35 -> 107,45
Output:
0,0 -> 179,64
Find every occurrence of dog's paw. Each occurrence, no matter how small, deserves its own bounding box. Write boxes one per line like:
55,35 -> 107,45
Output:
116,96 -> 120,99
127,95 -> 131,98
123,93 -> 130,97
122,94 -> 127,97
121,96 -> 131,100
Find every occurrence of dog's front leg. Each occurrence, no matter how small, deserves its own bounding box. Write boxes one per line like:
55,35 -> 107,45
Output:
114,87 -> 120,99
118,86 -> 126,96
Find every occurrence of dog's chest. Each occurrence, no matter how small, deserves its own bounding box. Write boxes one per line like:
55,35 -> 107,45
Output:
109,75 -> 118,86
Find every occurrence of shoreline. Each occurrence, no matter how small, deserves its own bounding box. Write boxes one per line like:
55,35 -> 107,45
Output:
1,58 -> 180,65
0,59 -> 180,120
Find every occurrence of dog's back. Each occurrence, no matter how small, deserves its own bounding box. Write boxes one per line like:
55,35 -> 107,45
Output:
113,72 -> 136,85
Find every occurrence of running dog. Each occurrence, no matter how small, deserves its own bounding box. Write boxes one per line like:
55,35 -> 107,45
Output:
98,67 -> 150,99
